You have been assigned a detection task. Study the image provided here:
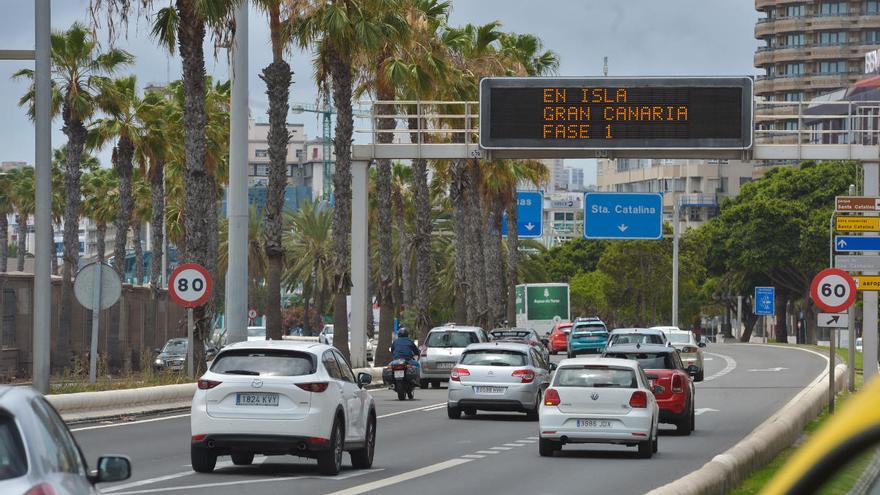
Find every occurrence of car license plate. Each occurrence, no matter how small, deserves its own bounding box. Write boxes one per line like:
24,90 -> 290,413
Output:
437,362 -> 454,369
235,392 -> 279,406
576,419 -> 613,428
394,370 -> 405,378
474,386 -> 506,394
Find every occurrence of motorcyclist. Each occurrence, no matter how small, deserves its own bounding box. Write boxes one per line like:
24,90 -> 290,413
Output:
390,327 -> 420,368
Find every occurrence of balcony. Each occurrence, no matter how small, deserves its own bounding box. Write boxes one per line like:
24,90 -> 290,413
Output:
756,0 -> 807,10
678,194 -> 718,208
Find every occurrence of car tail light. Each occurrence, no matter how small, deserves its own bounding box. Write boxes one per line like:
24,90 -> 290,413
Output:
512,369 -> 535,383
296,382 -> 329,393
25,484 -> 57,495
192,434 -> 207,442
629,391 -> 648,408
544,388 -> 561,406
672,375 -> 684,394
197,379 -> 222,390
682,346 -> 698,353
450,367 -> 469,382
307,436 -> 329,445
391,364 -> 406,370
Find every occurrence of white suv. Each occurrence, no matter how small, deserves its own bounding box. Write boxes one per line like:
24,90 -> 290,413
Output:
190,341 -> 376,475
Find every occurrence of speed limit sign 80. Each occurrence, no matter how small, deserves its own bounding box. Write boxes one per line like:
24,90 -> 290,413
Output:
168,263 -> 213,308
810,268 -> 856,313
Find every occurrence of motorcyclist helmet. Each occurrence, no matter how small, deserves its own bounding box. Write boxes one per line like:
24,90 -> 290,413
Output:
398,327 -> 409,338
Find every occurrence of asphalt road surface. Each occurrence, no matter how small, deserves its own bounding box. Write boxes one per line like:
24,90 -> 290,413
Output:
71,343 -> 826,495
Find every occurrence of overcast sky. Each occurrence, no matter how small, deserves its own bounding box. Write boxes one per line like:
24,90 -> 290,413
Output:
0,0 -> 760,184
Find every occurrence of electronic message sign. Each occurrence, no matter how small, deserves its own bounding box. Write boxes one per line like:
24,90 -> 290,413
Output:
479,77 -> 753,150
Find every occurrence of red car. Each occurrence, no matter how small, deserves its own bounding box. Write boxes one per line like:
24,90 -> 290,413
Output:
604,343 -> 700,435
547,322 -> 573,354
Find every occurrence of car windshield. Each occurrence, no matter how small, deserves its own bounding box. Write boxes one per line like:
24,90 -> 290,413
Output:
247,327 -> 265,338
0,412 -> 27,481
572,324 -> 607,335
668,333 -> 692,344
606,352 -> 673,370
211,350 -> 315,376
162,340 -> 187,353
425,331 -> 479,348
557,325 -> 572,334
609,334 -> 663,345
460,350 -> 527,366
555,366 -> 637,388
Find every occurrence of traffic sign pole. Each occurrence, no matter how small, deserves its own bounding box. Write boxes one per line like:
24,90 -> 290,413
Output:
865,163 -> 879,381
89,264 -> 102,384
810,268 -> 858,414
672,202 -> 680,328
187,308 -> 194,378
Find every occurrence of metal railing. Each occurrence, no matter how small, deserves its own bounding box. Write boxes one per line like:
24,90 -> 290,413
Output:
356,100 -> 481,147
755,100 -> 880,148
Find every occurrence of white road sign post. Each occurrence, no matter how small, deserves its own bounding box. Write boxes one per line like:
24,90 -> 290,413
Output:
168,263 -> 213,378
810,268 -> 857,414
74,262 -> 122,384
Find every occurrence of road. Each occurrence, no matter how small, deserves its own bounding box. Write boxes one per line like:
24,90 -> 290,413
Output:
71,344 -> 825,495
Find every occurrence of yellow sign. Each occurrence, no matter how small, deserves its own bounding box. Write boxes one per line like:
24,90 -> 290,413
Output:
837,217 -> 880,232
856,276 -> 880,291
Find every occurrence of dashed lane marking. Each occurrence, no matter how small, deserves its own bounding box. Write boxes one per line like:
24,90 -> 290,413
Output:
503,443 -> 524,447
377,403 -> 446,419
70,413 -> 191,432
490,446 -> 512,451
461,454 -> 485,459
474,450 -> 500,455
323,459 -> 473,495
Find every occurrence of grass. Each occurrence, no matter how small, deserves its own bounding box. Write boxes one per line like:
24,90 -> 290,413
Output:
47,352 -> 194,394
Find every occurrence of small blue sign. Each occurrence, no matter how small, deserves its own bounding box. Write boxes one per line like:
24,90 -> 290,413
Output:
583,192 -> 663,240
834,236 -> 880,252
754,286 -> 775,316
501,191 -> 543,238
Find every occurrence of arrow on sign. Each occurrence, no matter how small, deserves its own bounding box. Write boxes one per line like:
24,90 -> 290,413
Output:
748,367 -> 788,372
694,408 -> 719,416
618,224 -> 629,232
524,222 -> 536,231
826,315 -> 840,325
837,238 -> 848,248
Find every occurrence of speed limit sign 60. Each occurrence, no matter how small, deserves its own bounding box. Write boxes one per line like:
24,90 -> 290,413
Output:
810,268 -> 856,313
168,263 -> 213,308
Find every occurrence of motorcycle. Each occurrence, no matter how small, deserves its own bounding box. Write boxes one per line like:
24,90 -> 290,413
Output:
383,359 -> 418,401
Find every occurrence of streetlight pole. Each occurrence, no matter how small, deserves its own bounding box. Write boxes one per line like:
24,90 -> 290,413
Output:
672,201 -> 680,328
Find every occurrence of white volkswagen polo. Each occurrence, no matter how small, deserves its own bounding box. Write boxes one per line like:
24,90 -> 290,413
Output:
190,341 -> 376,475
539,357 -> 660,459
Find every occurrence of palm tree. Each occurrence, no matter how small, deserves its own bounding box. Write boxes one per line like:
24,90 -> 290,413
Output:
8,167 -> 35,272
52,147 -> 98,273
291,0 -> 407,362
14,22 -> 132,353
283,200 -> 334,337
81,168 -> 119,264
131,168 -> 152,284
0,171 -> 11,273
219,205 -> 268,302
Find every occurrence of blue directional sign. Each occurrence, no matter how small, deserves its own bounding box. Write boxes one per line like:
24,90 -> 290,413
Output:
583,192 -> 663,240
834,236 -> 880,252
501,191 -> 543,238
754,286 -> 775,316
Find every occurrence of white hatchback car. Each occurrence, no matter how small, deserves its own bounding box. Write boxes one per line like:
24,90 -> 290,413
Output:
539,357 -> 660,459
191,341 -> 376,475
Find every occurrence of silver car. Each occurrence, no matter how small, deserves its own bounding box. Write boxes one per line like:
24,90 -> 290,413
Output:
0,386 -> 132,495
318,324 -> 375,362
419,325 -> 489,388
666,329 -> 706,381
447,342 -> 554,420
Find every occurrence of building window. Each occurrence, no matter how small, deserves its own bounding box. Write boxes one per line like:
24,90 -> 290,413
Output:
819,31 -> 847,45
786,33 -> 805,46
312,147 -> 319,159
867,0 -> 880,14
719,178 -> 728,193
818,60 -> 847,73
255,149 -> 268,158
784,121 -> 799,131
786,4 -> 805,16
785,91 -> 805,101
256,164 -> 268,176
295,149 -> 303,160
785,63 -> 805,75
740,177 -> 753,187
866,30 -> 880,44
820,2 -> 848,15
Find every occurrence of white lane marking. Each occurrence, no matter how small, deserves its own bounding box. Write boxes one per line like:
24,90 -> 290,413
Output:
474,450 -> 500,455
324,458 -> 473,495
503,443 -> 523,447
101,471 -> 194,493
515,439 -> 536,444
490,446 -> 512,451
461,454 -> 485,459
703,357 -> 714,361
695,408 -> 719,416
70,413 -> 191,432
748,367 -> 788,372
702,352 -> 737,382
377,403 -> 446,419
527,436 -> 538,440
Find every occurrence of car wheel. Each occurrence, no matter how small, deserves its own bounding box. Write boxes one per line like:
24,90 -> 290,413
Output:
696,369 -> 705,382
538,438 -> 559,457
652,424 -> 659,453
567,352 -> 573,359
525,393 -> 541,421
447,404 -> 461,419
432,381 -> 441,389
463,408 -> 477,416
420,379 -> 430,389
231,451 -> 254,466
690,403 -> 696,433
676,402 -> 693,436
397,388 -> 407,400
638,439 -> 653,459
350,414 -> 376,469
191,445 -> 217,473
407,390 -> 414,400
317,418 -> 344,475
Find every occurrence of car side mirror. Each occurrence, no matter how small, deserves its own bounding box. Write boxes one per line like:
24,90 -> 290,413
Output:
541,338 -> 549,346
357,372 -> 373,388
652,385 -> 665,395
153,348 -> 161,354
698,342 -> 706,348
92,456 -> 131,484
686,364 -> 699,376
549,362 -> 558,371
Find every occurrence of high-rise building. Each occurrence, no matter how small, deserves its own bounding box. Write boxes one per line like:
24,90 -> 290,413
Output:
754,0 -> 880,103
569,167 -> 585,191
549,158 -> 568,191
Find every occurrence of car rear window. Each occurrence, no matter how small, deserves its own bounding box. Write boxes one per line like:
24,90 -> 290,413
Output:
554,367 -> 637,388
609,334 -> 664,345
460,350 -> 528,366
606,352 -> 673,370
668,333 -> 691,344
490,330 -> 530,340
425,331 -> 479,348
572,324 -> 607,335
211,349 -> 315,376
0,412 -> 26,480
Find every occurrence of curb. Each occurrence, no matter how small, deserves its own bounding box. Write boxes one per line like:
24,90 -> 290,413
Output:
646,349 -> 846,495
51,366 -> 386,423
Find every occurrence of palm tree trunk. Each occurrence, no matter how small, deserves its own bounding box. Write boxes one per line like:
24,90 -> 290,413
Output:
96,223 -> 107,264
16,215 -> 26,272
0,214 -> 7,272
149,163 -> 165,290
132,222 -> 144,283
329,48 -> 354,363
506,202 -> 519,326
113,137 -> 135,280
408,110 -> 432,339
261,56 -> 292,342
374,55 -> 396,366
465,160 -> 488,327
483,194 -> 504,329
450,160 -> 468,324
177,0 -> 210,374
60,108 -> 86,363
394,187 -> 411,308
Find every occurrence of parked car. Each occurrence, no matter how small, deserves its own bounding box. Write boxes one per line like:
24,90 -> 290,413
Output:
447,342 -> 555,420
190,340 -> 377,475
538,357 -> 660,458
153,338 -> 218,371
419,325 -> 489,388
247,326 -> 266,341
567,319 -> 609,357
547,321 -> 573,354
489,327 -> 551,363
603,343 -> 700,435
317,324 -> 375,362
608,328 -> 669,348
0,386 -> 132,495
665,329 -> 705,381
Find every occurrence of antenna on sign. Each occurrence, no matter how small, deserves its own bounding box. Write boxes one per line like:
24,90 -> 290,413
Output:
603,56 -> 608,76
